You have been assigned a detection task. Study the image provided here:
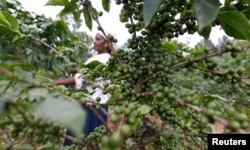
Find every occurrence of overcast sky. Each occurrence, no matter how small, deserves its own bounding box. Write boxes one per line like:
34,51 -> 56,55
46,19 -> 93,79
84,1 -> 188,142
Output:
18,0 -> 226,47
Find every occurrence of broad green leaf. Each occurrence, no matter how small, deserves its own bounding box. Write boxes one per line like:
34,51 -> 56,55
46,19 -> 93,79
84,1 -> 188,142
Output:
137,104 -> 152,115
3,63 -> 36,72
33,76 -> 53,85
143,0 -> 162,26
72,11 -> 81,21
162,42 -> 176,52
102,0 -> 110,12
0,11 -> 20,41
0,12 -> 11,28
218,10 -> 250,40
154,96 -> 164,103
33,96 -> 86,137
46,0 -> 69,6
0,0 -> 7,11
194,0 -> 221,31
198,25 -> 211,39
14,67 -> 33,82
245,0 -> 250,4
224,0 -> 234,5
59,1 -> 77,16
83,9 -> 92,31
219,6 -> 237,11
202,94 -> 228,102
28,88 -> 49,102
0,118 -> 12,128
239,0 -> 250,5
0,11 -> 19,31
84,60 -> 103,69
54,20 -> 70,34
12,34 -> 21,43
197,60 -> 206,68
242,7 -> 250,19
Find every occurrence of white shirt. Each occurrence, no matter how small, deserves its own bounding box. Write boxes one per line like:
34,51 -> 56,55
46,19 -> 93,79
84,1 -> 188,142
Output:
84,53 -> 111,65
74,53 -> 111,104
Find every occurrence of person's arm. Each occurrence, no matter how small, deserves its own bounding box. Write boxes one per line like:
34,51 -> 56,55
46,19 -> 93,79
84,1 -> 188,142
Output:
54,73 -> 83,89
54,77 -> 75,85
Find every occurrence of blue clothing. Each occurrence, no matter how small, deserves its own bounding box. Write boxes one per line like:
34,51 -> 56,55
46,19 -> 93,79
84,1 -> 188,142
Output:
64,104 -> 108,146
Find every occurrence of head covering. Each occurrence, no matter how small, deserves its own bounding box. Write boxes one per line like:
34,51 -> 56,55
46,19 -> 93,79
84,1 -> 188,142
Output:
98,31 -> 118,51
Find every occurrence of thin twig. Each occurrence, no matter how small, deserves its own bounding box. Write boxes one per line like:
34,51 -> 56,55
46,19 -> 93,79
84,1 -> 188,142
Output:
171,50 -> 226,69
175,98 -> 203,113
81,99 -> 108,115
0,67 -> 15,77
64,135 -> 92,148
84,104 -> 111,133
31,36 -> 72,65
196,67 -> 226,77
124,0 -> 137,38
141,71 -> 162,84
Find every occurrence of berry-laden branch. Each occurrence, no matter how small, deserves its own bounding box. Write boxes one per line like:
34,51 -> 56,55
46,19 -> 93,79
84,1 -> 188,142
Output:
175,98 -> 249,133
170,49 -> 227,69
179,125 -> 206,150
196,67 -> 250,87
123,0 -> 137,39
141,49 -> 227,84
12,104 -> 30,124
64,134 -> 94,149
79,98 -> 108,116
196,67 -> 225,76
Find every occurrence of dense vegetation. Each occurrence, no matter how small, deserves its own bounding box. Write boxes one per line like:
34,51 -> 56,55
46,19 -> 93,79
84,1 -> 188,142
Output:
0,0 -> 250,149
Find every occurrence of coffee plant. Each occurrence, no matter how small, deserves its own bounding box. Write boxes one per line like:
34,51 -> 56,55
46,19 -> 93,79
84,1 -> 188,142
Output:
0,0 -> 250,149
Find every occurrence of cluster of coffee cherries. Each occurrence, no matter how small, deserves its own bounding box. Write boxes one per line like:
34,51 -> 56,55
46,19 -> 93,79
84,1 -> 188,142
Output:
117,0 -> 197,40
10,112 -> 65,146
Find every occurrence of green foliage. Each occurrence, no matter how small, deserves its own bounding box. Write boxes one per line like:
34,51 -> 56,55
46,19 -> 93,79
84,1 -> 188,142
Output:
33,95 -> 86,137
102,0 -> 111,12
83,8 -> 92,31
218,10 -> 250,40
137,104 -> 152,115
143,0 -> 162,26
0,11 -> 21,42
45,0 -> 69,6
198,25 -> 212,39
194,0 -> 221,31
82,60 -> 103,69
0,0 -> 7,10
